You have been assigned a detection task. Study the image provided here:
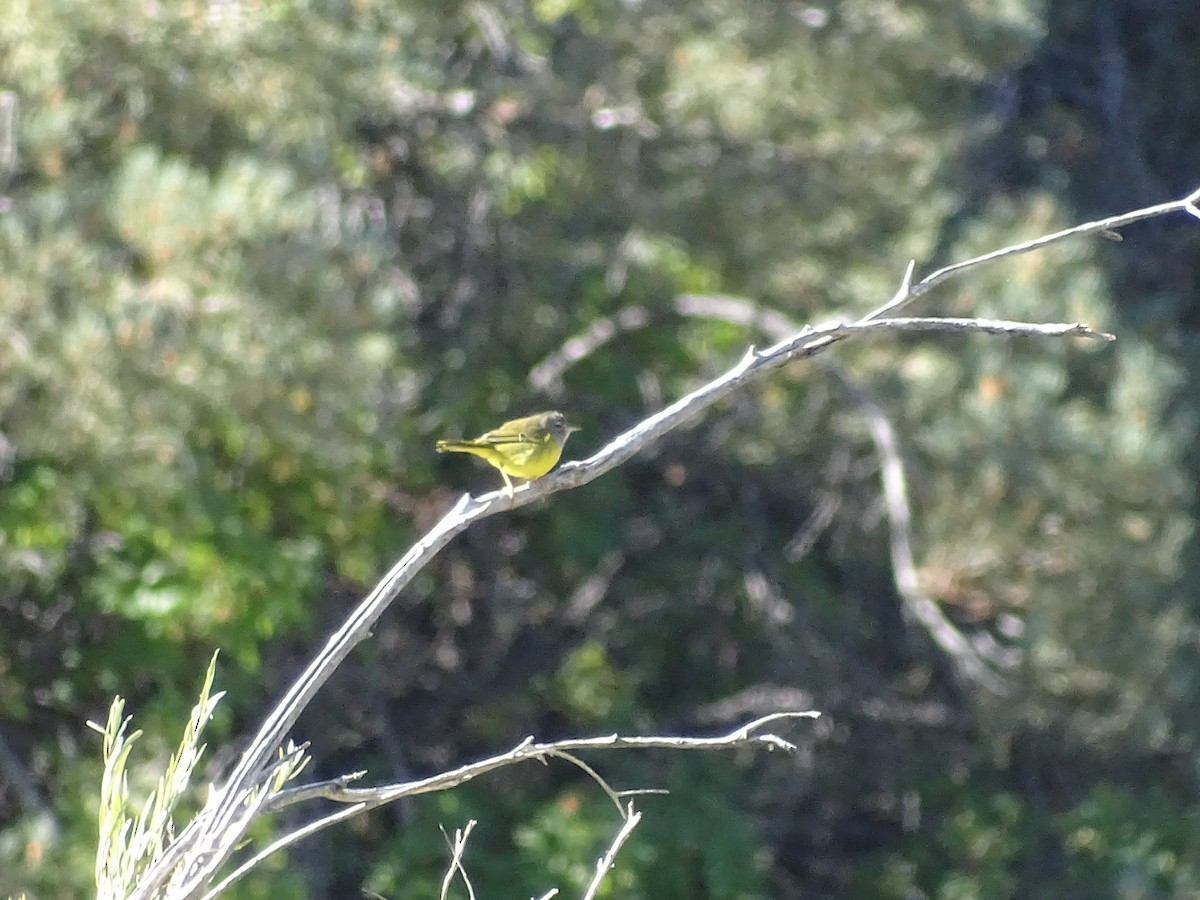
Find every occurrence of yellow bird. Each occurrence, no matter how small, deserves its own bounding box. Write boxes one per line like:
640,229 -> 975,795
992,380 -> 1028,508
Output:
436,411 -> 580,497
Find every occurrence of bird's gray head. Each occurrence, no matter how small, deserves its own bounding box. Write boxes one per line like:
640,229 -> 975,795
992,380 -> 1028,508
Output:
544,411 -> 580,447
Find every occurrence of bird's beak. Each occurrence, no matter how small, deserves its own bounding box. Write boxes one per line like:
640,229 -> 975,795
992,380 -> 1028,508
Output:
567,424 -> 581,434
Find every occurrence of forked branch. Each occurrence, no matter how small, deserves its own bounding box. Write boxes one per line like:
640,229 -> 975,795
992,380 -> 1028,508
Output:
129,187 -> 1200,900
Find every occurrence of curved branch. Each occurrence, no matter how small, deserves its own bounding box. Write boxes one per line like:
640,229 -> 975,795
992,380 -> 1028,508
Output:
201,714 -> 816,899
126,185 -> 1200,899
566,292 -> 1015,691
866,184 -> 1200,319
142,312 -> 1107,899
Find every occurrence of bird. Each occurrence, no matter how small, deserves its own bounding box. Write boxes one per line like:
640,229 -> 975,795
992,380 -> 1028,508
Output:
436,411 -> 580,497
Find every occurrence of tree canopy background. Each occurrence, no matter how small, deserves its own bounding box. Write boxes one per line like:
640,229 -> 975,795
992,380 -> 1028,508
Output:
3,1 -> 1200,897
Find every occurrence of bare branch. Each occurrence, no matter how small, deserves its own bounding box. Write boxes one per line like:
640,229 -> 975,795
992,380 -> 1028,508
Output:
439,820 -> 478,900
262,770 -> 367,812
530,307 -> 652,395
276,713 -> 816,811
153,316 -> 1092,900
198,714 -> 817,898
521,183 -> 1200,695
824,367 -> 1007,691
532,185 -> 1182,387
581,804 -> 641,900
662,296 -> 1016,690
865,185 -> 1200,319
199,802 -> 367,900
127,188 -> 1200,899
543,750 -> 626,816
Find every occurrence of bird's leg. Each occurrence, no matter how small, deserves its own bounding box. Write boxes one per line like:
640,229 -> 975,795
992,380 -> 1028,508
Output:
501,470 -> 515,498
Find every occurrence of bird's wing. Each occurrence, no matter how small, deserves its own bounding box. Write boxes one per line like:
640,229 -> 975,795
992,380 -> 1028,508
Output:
475,424 -> 546,445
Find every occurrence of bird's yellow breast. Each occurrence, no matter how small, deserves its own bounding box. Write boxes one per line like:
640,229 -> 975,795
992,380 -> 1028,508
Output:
480,437 -> 563,478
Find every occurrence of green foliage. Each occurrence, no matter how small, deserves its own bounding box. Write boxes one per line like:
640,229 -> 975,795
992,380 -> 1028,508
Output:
1058,785 -> 1200,897
544,640 -> 639,725
860,775 -> 1200,900
621,762 -> 770,900
361,767 -> 767,900
514,795 -> 637,897
92,655 -> 223,900
0,463 -> 82,599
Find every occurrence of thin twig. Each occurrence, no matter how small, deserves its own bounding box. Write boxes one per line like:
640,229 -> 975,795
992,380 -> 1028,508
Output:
202,714 -> 817,898
439,820 -> 477,900
543,750 -> 626,816
276,713 -> 816,810
581,804 -> 641,900
199,801 -> 368,900
864,185 -> 1200,319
